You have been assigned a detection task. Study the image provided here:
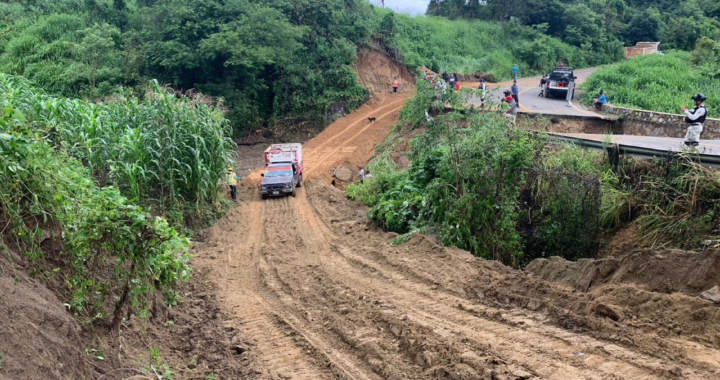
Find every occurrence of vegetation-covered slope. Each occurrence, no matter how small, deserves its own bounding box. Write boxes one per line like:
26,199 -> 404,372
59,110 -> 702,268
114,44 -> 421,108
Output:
377,10 -> 593,80
0,74 -> 229,325
1,0 -> 596,136
580,43 -> 720,113
350,83 -> 720,267
428,0 -> 720,55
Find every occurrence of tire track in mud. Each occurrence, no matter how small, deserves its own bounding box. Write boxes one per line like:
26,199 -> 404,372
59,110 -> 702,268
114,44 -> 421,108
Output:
255,196 -> 384,380
216,196 -> 334,380
295,185 -> 720,380
304,101 -> 407,179
306,97 -> 407,153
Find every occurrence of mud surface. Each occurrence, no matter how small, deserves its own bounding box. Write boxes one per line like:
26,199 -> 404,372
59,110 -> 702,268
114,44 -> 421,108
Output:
193,90 -> 720,379
0,253 -> 94,380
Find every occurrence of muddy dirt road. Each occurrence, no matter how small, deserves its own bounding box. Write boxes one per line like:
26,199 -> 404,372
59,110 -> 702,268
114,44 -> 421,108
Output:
193,93 -> 720,380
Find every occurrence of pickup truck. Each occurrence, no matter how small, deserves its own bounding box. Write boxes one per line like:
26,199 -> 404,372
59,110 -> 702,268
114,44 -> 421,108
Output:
545,67 -> 576,99
259,144 -> 303,199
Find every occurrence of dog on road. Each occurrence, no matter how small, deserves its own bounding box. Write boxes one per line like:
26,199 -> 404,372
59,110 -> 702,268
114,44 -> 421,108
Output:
367,117 -> 376,123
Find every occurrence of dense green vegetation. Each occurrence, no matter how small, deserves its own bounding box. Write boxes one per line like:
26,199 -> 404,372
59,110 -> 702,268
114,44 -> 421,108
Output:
428,0 -> 720,60
377,10 -> 593,80
0,75 -> 214,325
0,0 -> 597,136
580,45 -> 720,113
0,0 -> 373,135
349,83 -> 720,267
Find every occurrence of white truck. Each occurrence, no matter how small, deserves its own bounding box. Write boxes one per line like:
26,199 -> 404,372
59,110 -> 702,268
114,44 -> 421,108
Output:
259,144 -> 304,199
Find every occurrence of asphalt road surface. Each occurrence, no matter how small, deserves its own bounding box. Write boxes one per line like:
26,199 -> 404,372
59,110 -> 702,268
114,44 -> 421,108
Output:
467,68 -> 599,117
466,68 -> 720,156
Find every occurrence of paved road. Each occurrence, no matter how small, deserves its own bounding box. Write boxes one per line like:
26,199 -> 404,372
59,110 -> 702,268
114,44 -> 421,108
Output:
467,68 -> 600,117
558,133 -> 720,156
465,68 -> 720,158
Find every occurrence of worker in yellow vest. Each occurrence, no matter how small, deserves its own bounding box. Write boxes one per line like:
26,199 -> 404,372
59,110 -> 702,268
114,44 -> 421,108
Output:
227,167 -> 238,202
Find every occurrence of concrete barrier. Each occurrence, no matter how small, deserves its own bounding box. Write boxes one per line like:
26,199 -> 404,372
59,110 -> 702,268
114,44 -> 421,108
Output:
603,105 -> 720,140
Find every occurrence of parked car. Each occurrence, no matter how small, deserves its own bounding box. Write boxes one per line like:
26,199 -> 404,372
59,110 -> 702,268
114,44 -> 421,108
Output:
545,67 -> 576,99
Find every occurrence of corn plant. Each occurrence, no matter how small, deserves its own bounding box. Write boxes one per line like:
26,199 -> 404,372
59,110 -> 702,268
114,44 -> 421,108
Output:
0,74 -> 234,221
1,104 -> 191,326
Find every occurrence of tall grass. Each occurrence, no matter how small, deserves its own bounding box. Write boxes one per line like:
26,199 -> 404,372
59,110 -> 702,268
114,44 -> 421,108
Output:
580,51 -> 720,113
0,74 -> 234,221
387,13 -> 589,80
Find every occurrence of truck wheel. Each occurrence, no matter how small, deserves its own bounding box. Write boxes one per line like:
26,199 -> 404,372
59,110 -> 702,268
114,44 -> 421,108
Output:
297,174 -> 303,188
261,194 -> 268,200
291,188 -> 297,197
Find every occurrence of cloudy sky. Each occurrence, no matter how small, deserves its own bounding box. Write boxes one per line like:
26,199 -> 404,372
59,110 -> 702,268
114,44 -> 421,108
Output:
367,0 -> 429,16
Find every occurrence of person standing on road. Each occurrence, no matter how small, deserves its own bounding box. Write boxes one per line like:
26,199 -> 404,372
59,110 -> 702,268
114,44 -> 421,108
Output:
594,91 -> 607,111
512,64 -> 518,81
449,73 -> 456,89
392,77 -> 399,96
511,80 -> 519,107
681,93 -> 708,148
478,78 -> 487,107
227,167 -> 238,202
442,71 -> 450,83
539,75 -> 547,97
502,90 -> 517,123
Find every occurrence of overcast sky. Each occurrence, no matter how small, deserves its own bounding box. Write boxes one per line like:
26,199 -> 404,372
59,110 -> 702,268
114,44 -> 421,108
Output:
367,0 -> 429,16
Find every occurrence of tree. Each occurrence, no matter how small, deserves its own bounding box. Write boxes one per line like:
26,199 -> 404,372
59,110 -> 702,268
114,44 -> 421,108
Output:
623,9 -> 661,45
76,24 -> 120,95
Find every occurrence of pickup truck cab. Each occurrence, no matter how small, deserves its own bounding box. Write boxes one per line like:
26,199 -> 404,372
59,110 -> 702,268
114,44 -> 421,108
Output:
260,163 -> 299,198
259,143 -> 303,199
545,67 -> 577,99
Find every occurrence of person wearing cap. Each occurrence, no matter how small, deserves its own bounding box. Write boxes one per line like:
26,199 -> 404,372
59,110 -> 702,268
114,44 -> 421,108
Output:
681,94 -> 708,147
227,167 -> 238,202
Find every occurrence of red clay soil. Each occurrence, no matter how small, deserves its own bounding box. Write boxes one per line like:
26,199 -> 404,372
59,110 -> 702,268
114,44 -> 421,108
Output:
187,79 -> 720,378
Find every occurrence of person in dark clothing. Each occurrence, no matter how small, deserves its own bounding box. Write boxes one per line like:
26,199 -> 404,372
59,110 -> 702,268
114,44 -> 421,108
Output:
539,75 -> 547,97
511,80 -> 519,106
442,71 -> 450,83
681,93 -> 708,147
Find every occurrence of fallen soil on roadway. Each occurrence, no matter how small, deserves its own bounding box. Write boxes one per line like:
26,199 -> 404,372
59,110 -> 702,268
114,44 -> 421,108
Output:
191,91 -> 720,380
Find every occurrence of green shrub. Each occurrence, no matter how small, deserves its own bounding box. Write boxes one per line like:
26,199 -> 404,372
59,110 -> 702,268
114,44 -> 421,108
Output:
385,12 -> 589,80
1,105 -> 190,325
0,74 -> 233,223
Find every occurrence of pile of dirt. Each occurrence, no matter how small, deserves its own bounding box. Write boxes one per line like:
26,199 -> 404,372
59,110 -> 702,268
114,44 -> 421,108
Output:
87,266 -> 261,380
526,249 -> 720,296
354,47 -> 415,96
0,244 -> 259,380
0,251 -> 95,380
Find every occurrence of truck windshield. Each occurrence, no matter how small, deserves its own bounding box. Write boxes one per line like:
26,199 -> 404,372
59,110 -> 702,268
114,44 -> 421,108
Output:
265,169 -> 293,177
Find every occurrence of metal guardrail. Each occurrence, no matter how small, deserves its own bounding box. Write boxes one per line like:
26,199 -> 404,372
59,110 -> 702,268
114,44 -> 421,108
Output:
545,133 -> 720,168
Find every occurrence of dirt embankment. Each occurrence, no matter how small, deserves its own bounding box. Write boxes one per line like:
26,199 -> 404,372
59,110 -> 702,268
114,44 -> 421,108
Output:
0,252 -> 94,380
0,245 -> 260,380
354,47 -> 415,96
